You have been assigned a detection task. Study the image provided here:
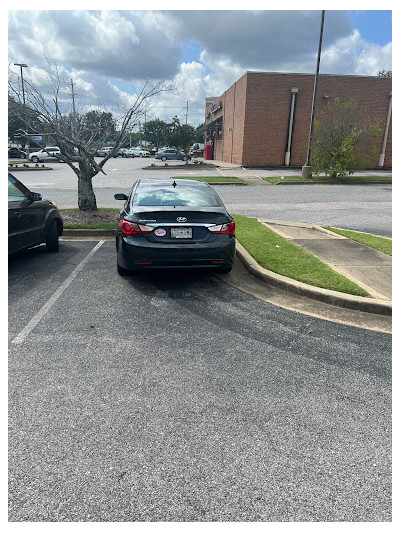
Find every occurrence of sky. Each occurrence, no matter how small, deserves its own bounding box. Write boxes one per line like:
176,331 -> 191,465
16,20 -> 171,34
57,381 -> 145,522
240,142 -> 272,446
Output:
7,4 -> 393,129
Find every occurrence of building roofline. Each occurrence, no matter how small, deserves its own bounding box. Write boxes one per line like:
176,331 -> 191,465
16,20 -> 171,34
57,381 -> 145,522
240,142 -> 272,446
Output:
245,70 -> 388,79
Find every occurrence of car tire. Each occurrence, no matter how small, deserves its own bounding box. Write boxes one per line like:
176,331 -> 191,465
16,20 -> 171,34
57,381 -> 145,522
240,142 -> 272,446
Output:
31,156 -> 40,163
46,220 -> 60,252
139,153 -> 143,157
182,156 -> 186,161
161,156 -> 167,161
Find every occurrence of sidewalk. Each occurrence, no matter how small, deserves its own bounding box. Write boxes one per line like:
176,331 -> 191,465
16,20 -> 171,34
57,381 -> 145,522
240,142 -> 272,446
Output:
259,219 -> 392,301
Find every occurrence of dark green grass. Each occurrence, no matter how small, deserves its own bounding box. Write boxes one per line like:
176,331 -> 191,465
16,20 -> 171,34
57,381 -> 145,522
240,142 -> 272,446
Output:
325,227 -> 392,256
233,214 -> 368,296
264,175 -> 392,184
171,176 -> 246,184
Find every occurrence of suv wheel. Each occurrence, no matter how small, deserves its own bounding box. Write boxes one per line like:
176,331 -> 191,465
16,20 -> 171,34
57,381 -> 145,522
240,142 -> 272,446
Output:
161,156 -> 167,161
46,220 -> 60,252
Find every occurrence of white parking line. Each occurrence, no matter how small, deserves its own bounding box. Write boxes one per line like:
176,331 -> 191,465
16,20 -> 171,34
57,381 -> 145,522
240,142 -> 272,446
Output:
11,241 -> 105,345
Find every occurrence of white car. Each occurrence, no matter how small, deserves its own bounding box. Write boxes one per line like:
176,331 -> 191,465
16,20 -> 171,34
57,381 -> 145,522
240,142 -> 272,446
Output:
126,147 -> 150,158
29,147 -> 61,163
96,147 -> 113,156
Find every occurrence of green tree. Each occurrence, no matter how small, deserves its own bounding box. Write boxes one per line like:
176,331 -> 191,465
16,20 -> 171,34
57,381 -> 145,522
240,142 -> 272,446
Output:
142,119 -> 169,150
82,110 -> 116,144
194,123 -> 205,144
378,70 -> 392,77
310,98 -> 382,178
167,117 -> 197,165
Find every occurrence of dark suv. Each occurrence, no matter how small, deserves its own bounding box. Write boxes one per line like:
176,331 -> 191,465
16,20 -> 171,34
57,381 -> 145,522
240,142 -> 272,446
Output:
8,173 -> 63,255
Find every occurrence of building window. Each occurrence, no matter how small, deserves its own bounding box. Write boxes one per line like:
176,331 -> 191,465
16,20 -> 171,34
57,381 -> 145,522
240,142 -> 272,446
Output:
217,126 -> 223,141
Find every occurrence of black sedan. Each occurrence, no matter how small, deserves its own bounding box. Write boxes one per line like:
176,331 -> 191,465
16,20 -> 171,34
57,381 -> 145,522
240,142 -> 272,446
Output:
8,173 -> 63,255
114,179 -> 235,274
8,147 -> 28,159
155,149 -> 191,161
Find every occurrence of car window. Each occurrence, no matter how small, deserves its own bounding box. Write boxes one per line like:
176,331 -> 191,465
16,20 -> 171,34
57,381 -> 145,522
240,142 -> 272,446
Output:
134,186 -> 222,207
8,177 -> 29,201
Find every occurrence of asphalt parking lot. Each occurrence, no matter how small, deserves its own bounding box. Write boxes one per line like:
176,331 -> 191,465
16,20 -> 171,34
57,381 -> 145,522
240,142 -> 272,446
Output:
8,240 -> 391,521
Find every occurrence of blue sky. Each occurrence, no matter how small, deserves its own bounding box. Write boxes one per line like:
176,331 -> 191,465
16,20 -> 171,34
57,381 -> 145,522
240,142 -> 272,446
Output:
346,10 -> 392,46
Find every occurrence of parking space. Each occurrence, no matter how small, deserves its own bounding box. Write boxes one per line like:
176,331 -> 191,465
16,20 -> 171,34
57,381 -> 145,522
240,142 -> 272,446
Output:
8,239 -> 391,521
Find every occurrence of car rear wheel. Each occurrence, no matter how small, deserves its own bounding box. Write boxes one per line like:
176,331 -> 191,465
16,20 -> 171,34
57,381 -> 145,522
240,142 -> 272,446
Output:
46,220 -> 59,252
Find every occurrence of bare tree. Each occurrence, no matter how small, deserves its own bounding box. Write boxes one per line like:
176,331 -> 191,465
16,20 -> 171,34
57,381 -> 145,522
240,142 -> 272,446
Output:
8,61 -> 171,211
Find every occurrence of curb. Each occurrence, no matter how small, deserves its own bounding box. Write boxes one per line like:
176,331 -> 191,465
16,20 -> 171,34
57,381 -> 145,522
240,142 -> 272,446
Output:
8,167 -> 52,171
272,180 -> 392,185
235,242 -> 391,316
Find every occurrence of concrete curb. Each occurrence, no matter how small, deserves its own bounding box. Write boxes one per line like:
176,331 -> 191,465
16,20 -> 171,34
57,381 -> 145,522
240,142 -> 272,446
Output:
8,167 -> 52,171
273,180 -> 392,185
235,242 -> 391,316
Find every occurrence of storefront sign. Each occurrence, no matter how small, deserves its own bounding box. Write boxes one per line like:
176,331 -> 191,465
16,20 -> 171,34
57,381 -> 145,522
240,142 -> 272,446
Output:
210,101 -> 222,114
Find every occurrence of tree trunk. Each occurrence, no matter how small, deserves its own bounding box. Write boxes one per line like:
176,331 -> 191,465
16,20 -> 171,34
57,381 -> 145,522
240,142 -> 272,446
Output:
78,175 -> 97,211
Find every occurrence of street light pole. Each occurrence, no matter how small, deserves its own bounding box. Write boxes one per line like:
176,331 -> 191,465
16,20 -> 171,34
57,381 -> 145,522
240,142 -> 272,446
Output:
14,63 -> 28,148
302,11 -> 325,179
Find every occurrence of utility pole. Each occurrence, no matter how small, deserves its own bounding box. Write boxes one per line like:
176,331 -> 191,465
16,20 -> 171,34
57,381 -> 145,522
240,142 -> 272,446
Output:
302,10 -> 325,179
14,63 -> 28,147
70,78 -> 77,138
185,100 -> 189,125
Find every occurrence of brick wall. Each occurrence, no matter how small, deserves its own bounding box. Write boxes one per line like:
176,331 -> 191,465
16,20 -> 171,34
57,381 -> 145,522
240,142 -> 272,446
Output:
206,72 -> 392,168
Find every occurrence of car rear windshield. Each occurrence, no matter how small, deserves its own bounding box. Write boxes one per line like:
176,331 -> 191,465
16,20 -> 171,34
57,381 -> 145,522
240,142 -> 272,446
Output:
133,185 -> 222,207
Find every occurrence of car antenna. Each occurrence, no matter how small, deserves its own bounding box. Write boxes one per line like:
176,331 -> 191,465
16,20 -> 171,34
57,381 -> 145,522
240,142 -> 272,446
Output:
172,180 -> 177,188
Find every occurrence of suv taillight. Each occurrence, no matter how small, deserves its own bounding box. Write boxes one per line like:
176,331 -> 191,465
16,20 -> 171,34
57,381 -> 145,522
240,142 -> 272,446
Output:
121,220 -> 154,235
208,221 -> 235,235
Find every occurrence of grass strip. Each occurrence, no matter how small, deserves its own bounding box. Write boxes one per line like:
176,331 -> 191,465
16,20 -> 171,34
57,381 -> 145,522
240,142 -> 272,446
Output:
325,227 -> 392,256
233,214 -> 368,297
63,222 -> 116,229
171,176 -> 246,183
264,175 -> 392,184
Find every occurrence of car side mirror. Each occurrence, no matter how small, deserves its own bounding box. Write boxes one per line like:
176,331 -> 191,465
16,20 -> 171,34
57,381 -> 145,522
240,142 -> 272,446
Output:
31,192 -> 42,201
114,193 -> 128,200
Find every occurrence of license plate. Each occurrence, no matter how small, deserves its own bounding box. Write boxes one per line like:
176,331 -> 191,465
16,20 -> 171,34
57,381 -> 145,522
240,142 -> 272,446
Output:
171,227 -> 192,239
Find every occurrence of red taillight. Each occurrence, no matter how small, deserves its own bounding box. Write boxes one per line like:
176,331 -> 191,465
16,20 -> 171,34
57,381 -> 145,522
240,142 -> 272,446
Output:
121,220 -> 154,235
208,221 -> 235,235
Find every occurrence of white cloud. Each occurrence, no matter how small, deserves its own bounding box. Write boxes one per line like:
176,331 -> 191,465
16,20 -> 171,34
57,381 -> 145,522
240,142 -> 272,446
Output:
8,10 -> 392,128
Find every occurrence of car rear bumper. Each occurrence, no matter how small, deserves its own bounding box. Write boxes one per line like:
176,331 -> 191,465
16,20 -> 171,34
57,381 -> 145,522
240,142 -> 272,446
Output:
117,235 -> 235,270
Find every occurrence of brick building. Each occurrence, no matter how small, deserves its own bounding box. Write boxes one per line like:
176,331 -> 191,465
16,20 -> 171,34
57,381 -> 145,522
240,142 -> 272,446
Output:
203,72 -> 392,168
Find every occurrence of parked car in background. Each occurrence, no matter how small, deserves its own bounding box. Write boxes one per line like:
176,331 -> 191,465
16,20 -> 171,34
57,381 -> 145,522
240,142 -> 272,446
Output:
155,149 -> 191,161
126,147 -> 150,158
96,147 -> 113,157
113,148 -> 129,158
114,178 -> 235,274
8,173 -> 63,255
190,143 -> 204,156
28,147 -> 61,163
8,147 -> 29,159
